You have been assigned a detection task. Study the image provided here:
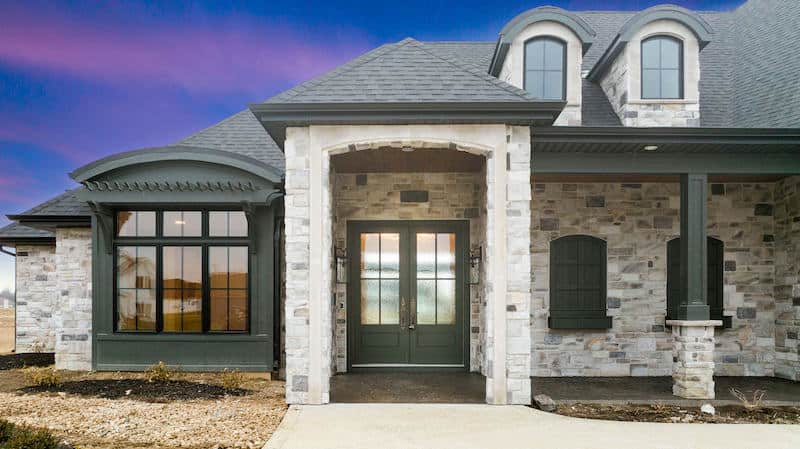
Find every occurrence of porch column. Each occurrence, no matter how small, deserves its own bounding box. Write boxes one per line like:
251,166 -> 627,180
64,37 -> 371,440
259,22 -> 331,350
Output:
486,126 -> 532,405
667,173 -> 720,399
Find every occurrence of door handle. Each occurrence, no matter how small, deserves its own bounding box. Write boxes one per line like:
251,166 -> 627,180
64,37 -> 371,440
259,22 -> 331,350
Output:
409,297 -> 417,330
400,297 -> 408,330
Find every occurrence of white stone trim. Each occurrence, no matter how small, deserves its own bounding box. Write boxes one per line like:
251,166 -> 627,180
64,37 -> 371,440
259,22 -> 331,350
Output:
284,124 -> 532,405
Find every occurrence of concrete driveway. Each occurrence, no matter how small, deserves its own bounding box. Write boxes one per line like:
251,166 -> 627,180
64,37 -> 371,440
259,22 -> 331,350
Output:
265,404 -> 800,449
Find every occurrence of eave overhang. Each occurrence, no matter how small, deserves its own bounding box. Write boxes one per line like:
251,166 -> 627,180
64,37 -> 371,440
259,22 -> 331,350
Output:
532,127 -> 800,175
249,101 -> 566,150
5,215 -> 91,231
0,236 -> 57,246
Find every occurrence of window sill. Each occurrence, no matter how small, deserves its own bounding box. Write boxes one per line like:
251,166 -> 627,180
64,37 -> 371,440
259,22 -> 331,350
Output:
548,316 -> 612,330
628,99 -> 697,105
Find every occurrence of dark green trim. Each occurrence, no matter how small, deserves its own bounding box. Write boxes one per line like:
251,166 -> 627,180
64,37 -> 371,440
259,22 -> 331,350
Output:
533,126 -> 800,144
531,152 -> 800,175
493,6 -> 596,78
587,5 -> 713,81
523,36 -> 567,101
640,35 -> 684,100
70,145 -> 282,184
0,237 -> 56,246
92,204 -> 276,371
676,173 -> 710,321
250,101 -> 566,149
548,316 -> 613,330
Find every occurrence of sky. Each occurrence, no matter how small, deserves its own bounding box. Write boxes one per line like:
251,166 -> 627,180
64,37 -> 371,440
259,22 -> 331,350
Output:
0,0 -> 745,293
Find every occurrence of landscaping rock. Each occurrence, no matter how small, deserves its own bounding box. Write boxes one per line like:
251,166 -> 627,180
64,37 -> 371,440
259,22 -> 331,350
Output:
534,394 -> 556,412
700,403 -> 716,415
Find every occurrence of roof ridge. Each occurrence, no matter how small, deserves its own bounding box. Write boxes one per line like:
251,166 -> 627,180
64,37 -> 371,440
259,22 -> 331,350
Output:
265,42 -> 400,103
411,39 -> 534,101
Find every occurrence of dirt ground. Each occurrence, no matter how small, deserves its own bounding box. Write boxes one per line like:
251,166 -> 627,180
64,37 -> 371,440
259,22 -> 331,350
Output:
556,403 -> 800,424
0,308 -> 13,353
0,368 -> 287,449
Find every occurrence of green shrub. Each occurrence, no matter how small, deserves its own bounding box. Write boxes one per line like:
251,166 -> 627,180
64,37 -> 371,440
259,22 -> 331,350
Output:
221,369 -> 245,391
145,361 -> 179,383
4,425 -> 59,449
24,367 -> 61,388
0,419 -> 15,443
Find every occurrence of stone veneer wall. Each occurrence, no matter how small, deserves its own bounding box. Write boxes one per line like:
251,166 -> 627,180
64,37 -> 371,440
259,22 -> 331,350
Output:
54,228 -> 92,370
331,170 -> 486,373
598,51 -> 700,127
775,176 -> 800,381
14,245 -> 57,352
531,182 -> 777,377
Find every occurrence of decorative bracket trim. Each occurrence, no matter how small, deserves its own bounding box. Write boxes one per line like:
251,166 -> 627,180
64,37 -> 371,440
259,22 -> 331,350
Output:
88,201 -> 114,255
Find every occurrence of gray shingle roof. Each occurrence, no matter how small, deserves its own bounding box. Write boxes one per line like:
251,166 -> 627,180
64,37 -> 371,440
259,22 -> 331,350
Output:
12,189 -> 90,217
178,109 -> 285,172
264,38 -> 535,104
0,222 -> 54,241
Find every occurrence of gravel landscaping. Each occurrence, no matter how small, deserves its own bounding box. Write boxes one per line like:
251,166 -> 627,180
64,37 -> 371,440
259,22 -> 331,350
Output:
0,369 -> 287,449
556,403 -> 800,424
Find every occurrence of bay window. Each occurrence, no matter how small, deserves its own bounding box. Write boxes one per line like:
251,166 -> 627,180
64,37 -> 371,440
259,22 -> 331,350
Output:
114,210 -> 250,333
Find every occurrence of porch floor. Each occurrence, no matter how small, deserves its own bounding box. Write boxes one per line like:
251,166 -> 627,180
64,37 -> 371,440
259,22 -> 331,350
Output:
533,376 -> 800,406
330,372 -> 485,403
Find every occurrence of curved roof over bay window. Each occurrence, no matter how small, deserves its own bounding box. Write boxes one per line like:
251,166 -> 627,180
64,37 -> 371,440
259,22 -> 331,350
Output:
70,145 -> 282,184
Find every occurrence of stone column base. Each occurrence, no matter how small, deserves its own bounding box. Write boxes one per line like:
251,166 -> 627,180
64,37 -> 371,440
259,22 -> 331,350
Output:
667,320 -> 721,400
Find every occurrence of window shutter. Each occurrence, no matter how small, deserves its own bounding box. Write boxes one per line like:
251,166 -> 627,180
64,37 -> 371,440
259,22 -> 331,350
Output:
549,235 -> 612,329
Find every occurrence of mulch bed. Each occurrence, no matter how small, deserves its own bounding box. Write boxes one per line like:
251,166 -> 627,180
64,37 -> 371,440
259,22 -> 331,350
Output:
557,403 -> 800,424
20,378 -> 250,402
0,352 -> 54,370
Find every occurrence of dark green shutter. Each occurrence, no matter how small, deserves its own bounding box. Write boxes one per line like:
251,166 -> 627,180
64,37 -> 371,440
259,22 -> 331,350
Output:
667,237 -> 731,328
548,235 -> 612,329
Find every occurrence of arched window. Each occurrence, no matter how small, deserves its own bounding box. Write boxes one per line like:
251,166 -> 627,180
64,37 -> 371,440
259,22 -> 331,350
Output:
524,37 -> 566,100
666,237 -> 730,327
549,235 -> 611,329
641,35 -> 683,99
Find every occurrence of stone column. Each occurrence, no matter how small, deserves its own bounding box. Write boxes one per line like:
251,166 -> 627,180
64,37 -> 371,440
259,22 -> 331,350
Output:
14,245 -> 57,353
54,228 -> 92,371
284,127 -> 313,404
667,320 -> 721,399
505,126 -> 532,404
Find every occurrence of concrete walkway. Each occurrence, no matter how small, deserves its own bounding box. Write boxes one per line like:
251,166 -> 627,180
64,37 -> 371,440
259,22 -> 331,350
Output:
265,404 -> 800,449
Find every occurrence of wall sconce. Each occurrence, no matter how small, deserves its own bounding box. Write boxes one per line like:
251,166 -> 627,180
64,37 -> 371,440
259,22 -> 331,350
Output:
469,246 -> 482,285
335,246 -> 348,284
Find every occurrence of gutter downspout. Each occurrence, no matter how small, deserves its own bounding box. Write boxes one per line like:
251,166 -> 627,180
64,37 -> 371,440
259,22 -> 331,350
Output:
266,189 -> 285,374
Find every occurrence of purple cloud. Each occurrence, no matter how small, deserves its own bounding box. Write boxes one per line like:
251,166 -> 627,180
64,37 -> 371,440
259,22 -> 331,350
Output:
0,2 -> 371,97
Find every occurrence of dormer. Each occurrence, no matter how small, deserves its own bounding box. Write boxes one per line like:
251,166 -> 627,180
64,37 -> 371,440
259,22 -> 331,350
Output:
587,5 -> 713,127
490,7 -> 595,126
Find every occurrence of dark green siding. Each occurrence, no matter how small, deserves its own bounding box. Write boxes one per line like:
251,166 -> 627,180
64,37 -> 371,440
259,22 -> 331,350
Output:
92,205 -> 276,371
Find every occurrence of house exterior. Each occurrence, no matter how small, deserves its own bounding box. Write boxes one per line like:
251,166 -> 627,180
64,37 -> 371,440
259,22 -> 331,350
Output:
1,0 -> 799,405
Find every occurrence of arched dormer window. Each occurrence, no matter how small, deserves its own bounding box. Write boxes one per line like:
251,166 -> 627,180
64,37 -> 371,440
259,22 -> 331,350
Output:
641,35 -> 683,99
524,37 -> 566,100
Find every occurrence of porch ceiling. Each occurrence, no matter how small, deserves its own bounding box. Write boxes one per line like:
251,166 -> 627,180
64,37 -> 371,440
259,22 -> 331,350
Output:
331,147 -> 484,173
531,127 -> 800,175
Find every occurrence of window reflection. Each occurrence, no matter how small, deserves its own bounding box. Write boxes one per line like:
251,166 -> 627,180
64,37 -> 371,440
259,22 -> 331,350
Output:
210,246 -> 248,331
116,246 -> 156,331
162,246 -> 202,332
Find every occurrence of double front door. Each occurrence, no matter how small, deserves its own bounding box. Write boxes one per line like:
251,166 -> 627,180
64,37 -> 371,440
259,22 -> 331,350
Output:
347,221 -> 467,368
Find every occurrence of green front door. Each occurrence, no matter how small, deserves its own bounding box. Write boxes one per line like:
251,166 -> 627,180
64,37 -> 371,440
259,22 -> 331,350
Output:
348,221 -> 467,368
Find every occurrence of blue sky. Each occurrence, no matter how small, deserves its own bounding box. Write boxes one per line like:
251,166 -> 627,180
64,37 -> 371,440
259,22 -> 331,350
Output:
0,0 -> 745,292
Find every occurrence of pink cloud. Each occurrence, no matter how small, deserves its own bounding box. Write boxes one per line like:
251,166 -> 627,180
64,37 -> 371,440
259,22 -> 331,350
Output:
0,3 -> 371,97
